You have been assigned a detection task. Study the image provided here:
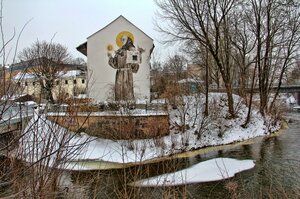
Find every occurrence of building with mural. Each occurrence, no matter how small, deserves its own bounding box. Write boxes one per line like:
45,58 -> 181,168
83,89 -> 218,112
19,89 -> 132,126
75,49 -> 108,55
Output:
77,15 -> 154,103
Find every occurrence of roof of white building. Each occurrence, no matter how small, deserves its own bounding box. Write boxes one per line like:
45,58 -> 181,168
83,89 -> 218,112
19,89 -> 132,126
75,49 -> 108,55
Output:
88,15 -> 153,40
59,70 -> 82,78
13,70 -> 83,81
77,15 -> 154,56
13,72 -> 36,80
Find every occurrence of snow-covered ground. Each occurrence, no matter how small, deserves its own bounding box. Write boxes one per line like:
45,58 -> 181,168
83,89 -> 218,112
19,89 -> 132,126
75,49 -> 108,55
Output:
129,158 -> 255,186
293,106 -> 300,110
19,93 -> 281,170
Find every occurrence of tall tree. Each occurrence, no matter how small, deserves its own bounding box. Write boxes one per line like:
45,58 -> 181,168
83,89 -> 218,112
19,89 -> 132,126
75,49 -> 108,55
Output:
155,0 -> 239,118
231,9 -> 256,100
18,40 -> 71,103
70,57 -> 86,66
182,41 -> 212,116
163,54 -> 187,80
248,0 -> 300,116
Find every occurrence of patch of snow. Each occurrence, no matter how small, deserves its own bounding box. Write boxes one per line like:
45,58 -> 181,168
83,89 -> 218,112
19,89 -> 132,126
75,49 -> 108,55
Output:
178,78 -> 203,84
24,101 -> 37,106
58,70 -> 82,78
135,99 -> 147,104
130,158 -> 255,186
19,112 -> 96,171
13,72 -> 36,80
1,93 -> 27,101
74,94 -> 87,99
293,106 -> 300,110
151,99 -> 167,104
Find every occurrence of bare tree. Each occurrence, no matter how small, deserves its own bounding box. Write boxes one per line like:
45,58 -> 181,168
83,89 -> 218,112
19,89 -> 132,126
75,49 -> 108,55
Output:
155,0 -> 239,118
247,0 -> 300,116
70,57 -> 86,66
230,9 -> 256,100
0,2 -> 95,198
18,40 -> 71,103
163,54 -> 187,80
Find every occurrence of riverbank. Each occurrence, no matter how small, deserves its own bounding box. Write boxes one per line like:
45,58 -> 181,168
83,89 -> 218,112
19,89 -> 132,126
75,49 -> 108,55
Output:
19,93 -> 283,170
65,121 -> 287,170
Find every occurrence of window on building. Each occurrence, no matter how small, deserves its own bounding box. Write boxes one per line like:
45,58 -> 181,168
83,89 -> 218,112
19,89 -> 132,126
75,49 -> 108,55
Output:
132,55 -> 138,61
65,80 -> 68,84
82,79 -> 85,84
32,82 -> 35,86
73,79 -> 77,84
25,82 -> 28,86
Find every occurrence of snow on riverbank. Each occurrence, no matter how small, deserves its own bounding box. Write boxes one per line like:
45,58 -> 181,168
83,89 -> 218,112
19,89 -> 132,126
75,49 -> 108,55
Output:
129,158 -> 255,186
20,93 -> 280,170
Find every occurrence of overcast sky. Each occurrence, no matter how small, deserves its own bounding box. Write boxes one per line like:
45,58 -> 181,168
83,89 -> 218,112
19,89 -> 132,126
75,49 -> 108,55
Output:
2,0 -> 172,64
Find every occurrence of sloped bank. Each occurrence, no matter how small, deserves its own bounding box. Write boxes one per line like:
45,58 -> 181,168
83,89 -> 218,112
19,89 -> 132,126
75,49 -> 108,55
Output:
20,93 -> 281,170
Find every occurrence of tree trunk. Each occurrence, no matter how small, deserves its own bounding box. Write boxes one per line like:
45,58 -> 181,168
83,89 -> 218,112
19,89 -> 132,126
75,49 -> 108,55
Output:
204,47 -> 209,116
243,63 -> 257,127
224,82 -> 236,118
239,69 -> 247,102
259,88 -> 268,117
44,80 -> 55,104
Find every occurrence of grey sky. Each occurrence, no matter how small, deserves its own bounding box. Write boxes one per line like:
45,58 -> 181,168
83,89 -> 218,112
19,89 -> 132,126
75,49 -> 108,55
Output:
2,0 -> 169,64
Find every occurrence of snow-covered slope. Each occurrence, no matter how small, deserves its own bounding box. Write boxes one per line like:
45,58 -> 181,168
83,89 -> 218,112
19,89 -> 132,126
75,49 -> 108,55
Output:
20,93 -> 281,170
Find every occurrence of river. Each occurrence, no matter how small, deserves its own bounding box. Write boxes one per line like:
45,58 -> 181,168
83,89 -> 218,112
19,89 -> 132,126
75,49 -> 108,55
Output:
62,111 -> 300,198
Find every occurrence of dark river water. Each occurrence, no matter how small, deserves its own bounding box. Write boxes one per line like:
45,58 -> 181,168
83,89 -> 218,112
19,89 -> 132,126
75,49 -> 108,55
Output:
65,111 -> 300,199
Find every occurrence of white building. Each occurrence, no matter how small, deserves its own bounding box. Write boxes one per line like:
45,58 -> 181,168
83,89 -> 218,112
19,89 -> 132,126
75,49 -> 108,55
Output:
77,15 -> 154,103
13,70 -> 86,100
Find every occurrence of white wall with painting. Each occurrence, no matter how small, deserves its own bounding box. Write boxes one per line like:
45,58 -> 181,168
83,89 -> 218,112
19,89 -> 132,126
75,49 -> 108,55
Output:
85,15 -> 153,103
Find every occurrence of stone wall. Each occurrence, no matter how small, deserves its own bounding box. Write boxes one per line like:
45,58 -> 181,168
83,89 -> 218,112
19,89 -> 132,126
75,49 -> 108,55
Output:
48,114 -> 169,140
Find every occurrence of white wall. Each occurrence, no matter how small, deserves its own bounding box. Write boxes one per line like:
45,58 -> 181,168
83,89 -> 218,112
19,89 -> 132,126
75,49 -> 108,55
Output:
87,16 -> 153,102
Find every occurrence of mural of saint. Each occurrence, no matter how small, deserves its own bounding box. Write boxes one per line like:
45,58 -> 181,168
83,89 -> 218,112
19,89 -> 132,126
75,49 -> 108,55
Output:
107,31 -> 144,101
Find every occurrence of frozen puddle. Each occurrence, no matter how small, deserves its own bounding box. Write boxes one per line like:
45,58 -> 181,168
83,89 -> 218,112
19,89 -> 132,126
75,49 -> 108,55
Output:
130,158 -> 255,187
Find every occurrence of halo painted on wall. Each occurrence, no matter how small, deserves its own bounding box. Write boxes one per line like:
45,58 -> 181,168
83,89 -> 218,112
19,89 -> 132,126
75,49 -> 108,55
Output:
116,31 -> 134,47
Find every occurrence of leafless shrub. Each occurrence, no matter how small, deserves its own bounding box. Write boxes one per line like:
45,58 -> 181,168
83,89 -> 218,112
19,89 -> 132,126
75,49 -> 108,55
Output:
194,113 -> 210,140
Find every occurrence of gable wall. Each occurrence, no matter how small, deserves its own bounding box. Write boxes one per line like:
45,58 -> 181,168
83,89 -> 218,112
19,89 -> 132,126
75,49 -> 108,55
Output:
87,17 -> 153,102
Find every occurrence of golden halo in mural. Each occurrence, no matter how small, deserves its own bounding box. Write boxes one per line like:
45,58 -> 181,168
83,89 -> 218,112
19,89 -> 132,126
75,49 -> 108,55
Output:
106,44 -> 113,51
116,31 -> 134,48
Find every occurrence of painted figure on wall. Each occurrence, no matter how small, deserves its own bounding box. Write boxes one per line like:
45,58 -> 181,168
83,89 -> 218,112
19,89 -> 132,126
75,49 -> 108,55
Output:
107,31 -> 145,101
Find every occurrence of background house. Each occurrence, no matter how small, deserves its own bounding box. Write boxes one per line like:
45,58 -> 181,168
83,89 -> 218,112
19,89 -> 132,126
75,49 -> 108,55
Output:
10,61 -> 87,101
